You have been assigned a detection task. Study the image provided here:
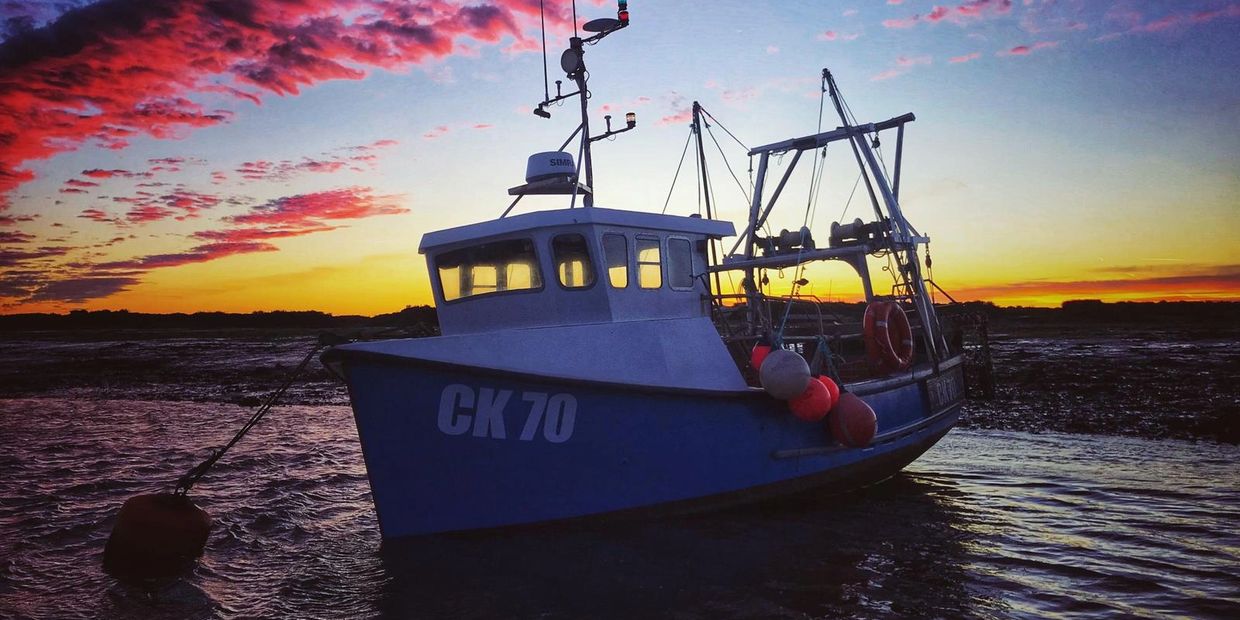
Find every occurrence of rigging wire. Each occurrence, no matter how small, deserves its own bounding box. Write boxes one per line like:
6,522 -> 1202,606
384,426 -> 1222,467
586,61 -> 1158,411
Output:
838,171 -> 863,223
661,129 -> 694,215
704,123 -> 751,204
700,107 -> 750,152
539,0 -> 549,102
804,74 -> 827,226
806,147 -> 828,228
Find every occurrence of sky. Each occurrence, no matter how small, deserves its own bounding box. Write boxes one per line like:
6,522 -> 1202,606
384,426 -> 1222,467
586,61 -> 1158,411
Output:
0,0 -> 1237,314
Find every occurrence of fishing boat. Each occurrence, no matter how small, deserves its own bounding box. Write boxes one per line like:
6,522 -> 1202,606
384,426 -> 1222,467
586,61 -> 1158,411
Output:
322,4 -> 973,539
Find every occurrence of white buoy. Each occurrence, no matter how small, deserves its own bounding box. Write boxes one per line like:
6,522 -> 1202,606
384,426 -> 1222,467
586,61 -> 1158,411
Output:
759,349 -> 810,399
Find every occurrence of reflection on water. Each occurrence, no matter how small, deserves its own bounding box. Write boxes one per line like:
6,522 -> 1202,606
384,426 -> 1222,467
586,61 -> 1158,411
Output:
377,474 -> 978,618
0,398 -> 1236,619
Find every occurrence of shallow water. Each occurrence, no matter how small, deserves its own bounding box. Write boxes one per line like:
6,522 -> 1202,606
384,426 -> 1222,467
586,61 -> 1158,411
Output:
1,397 -> 1236,619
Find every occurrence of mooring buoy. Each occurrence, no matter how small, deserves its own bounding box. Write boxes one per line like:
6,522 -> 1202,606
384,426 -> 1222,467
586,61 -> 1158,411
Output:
103,493 -> 212,577
102,335 -> 338,578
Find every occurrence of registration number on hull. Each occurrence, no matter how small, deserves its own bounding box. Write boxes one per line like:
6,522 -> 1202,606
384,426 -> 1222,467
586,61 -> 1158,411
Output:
437,384 -> 577,443
926,367 -> 965,411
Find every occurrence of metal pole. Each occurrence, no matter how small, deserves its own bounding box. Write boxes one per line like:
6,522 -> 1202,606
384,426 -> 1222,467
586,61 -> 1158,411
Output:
693,102 -> 723,296
572,37 -> 594,208
893,123 -> 905,202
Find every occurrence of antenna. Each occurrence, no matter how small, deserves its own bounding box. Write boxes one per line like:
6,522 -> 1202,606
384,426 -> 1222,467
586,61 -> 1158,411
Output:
540,0 -> 549,103
518,1 -> 633,210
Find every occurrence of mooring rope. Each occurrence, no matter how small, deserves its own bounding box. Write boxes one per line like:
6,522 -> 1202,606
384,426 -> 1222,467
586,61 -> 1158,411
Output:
173,335 -> 340,495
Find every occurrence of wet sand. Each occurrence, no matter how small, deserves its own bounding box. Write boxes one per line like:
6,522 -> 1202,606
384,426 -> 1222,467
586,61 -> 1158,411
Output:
1,319 -> 1235,442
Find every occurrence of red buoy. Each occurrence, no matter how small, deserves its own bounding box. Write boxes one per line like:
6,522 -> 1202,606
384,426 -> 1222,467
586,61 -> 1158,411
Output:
750,343 -> 772,372
816,376 -> 840,410
788,376 -> 832,422
103,493 -> 212,577
828,392 -> 877,448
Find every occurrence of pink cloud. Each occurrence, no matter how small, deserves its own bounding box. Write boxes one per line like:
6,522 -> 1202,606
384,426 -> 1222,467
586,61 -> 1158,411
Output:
1000,40 -> 1060,56
949,52 -> 982,63
872,55 -> 933,81
0,0 -> 565,211
884,0 -> 1013,29
871,68 -> 905,82
658,109 -> 693,126
233,140 -> 396,182
817,30 -> 861,42
883,16 -> 920,28
1097,4 -> 1240,41
423,125 -> 451,140
227,186 -> 406,228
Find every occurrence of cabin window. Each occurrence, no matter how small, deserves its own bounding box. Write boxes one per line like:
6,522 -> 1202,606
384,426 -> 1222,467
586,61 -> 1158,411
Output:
602,233 -> 628,288
436,238 -> 542,302
636,236 -> 662,289
552,234 -> 596,289
667,237 -> 694,290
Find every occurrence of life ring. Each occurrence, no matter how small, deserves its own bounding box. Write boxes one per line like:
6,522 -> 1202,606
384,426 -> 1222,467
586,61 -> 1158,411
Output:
863,301 -> 914,373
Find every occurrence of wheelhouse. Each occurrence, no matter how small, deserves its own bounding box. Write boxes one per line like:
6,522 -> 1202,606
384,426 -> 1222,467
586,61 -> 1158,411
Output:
419,207 -> 735,335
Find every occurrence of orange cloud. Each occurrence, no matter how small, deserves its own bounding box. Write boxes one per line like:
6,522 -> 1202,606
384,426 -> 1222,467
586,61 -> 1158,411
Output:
941,266 -> 1240,306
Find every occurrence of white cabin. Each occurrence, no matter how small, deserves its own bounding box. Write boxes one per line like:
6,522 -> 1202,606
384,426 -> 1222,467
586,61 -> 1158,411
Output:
419,207 -> 735,335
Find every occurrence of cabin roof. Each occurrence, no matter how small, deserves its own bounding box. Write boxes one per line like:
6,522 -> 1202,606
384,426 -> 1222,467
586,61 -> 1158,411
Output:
418,207 -> 735,253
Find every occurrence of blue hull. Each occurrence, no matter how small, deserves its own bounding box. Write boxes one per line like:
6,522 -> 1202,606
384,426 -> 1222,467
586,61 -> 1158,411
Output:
329,351 -> 964,538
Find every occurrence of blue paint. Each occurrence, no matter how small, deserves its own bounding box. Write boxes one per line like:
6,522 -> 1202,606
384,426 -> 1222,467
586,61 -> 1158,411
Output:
337,354 -> 963,538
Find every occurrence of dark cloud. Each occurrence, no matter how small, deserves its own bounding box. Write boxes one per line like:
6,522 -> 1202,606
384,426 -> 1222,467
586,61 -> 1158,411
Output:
27,275 -> 142,302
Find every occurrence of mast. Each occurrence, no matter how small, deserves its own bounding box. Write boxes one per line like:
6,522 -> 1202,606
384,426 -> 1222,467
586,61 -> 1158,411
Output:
514,1 -> 634,213
692,102 -> 722,295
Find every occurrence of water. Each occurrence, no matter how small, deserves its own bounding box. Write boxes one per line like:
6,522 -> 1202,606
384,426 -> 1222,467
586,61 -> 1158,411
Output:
2,402 -> 1236,619
1,329 -> 1238,618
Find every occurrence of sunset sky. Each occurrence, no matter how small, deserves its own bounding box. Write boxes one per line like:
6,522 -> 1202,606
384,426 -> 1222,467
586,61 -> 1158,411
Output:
1,0 -> 1237,314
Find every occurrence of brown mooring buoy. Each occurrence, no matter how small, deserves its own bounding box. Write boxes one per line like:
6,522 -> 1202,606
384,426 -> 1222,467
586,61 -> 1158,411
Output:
103,493 -> 212,577
101,337 -> 334,578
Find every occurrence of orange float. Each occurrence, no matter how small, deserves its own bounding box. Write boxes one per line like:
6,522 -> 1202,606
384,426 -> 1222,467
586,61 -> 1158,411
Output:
788,378 -> 832,422
816,375 -> 840,409
750,342 -> 772,372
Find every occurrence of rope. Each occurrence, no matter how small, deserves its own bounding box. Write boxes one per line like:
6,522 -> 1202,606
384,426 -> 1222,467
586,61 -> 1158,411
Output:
173,338 -> 329,495
810,334 -> 844,385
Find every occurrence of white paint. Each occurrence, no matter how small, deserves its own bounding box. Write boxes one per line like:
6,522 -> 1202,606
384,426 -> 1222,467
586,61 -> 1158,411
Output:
437,385 -> 578,443
519,392 -> 548,441
437,384 -> 474,435
543,394 -> 577,443
472,388 -> 510,439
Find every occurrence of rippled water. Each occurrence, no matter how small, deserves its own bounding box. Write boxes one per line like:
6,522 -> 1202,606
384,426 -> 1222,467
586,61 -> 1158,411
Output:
1,396 -> 1236,619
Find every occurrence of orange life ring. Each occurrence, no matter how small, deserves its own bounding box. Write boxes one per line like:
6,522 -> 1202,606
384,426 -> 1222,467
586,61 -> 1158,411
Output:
863,301 -> 914,373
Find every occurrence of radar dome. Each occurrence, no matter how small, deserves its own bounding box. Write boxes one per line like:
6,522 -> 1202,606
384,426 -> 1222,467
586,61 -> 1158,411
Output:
526,152 -> 577,183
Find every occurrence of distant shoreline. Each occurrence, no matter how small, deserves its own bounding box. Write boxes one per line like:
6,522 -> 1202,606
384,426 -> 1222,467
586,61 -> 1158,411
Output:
0,300 -> 1236,332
